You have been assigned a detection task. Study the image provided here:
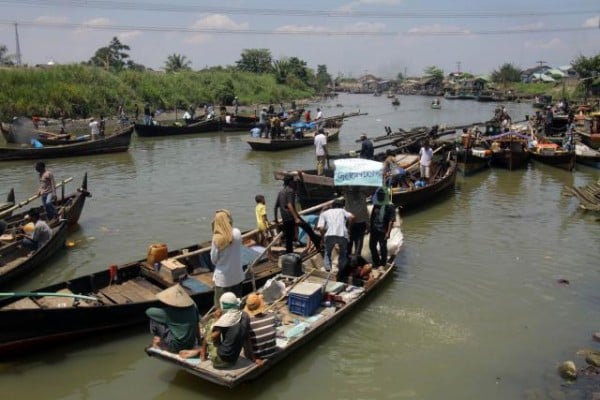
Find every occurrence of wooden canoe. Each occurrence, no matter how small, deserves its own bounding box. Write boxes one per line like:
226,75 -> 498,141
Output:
220,115 -> 258,132
0,125 -> 133,161
483,131 -> 531,170
145,261 -> 395,388
455,147 -> 492,175
0,219 -> 69,287
134,118 -> 220,137
529,147 -> 575,171
241,128 -> 340,151
0,199 -> 333,356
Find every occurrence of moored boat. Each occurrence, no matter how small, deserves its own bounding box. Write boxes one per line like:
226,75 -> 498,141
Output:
529,139 -> 575,171
575,143 -> 600,169
483,131 -> 530,170
0,125 -> 134,161
242,128 -> 340,151
577,111 -> 600,150
135,118 -> 220,137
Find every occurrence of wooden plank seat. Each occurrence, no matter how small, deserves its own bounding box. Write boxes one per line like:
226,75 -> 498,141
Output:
37,289 -> 75,308
3,296 -> 41,310
100,279 -> 159,304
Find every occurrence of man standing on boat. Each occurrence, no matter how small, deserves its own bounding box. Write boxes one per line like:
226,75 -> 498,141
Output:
359,133 -> 374,160
314,128 -> 328,176
317,199 -> 354,283
35,161 -> 57,221
143,103 -> 151,125
89,118 -> 100,140
418,140 -> 433,185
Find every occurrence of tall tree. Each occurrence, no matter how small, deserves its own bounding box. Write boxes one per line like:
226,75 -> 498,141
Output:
87,37 -> 132,71
571,53 -> 600,100
316,64 -> 332,91
424,66 -> 444,84
236,48 -> 272,74
164,53 -> 192,73
0,44 -> 14,65
491,63 -> 522,84
272,59 -> 291,84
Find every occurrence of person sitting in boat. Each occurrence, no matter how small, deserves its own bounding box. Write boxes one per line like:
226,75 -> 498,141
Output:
146,284 -> 200,354
180,292 -> 251,368
243,293 -> 278,366
183,110 -> 192,123
19,208 -> 52,251
348,254 -> 374,286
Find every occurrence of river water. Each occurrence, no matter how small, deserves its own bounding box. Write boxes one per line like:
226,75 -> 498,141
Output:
0,93 -> 599,399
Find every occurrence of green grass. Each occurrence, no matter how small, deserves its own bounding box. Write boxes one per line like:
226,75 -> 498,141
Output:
0,65 -> 314,121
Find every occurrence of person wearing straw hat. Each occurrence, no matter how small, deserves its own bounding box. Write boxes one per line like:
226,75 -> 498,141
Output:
244,293 -> 277,365
210,210 -> 244,309
145,284 -> 200,353
181,292 -> 251,368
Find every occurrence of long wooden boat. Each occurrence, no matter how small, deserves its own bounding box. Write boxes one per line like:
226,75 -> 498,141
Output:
220,115 -> 258,132
484,131 -> 530,170
0,125 -> 133,161
134,118 -> 220,137
529,142 -> 575,171
575,143 -> 600,169
241,128 -> 340,151
455,147 -> 491,175
145,261 -> 396,388
275,148 -> 456,211
0,199 -> 334,356
0,174 -> 91,228
0,219 -> 69,287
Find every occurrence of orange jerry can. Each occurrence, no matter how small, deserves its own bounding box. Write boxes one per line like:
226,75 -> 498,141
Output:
147,243 -> 168,264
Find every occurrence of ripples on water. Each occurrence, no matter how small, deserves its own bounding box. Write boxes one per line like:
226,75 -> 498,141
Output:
1,94 -> 599,399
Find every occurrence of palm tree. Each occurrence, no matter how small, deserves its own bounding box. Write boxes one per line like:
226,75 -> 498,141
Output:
164,54 -> 192,73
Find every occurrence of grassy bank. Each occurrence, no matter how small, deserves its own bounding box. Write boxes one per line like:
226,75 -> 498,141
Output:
0,65 -> 314,122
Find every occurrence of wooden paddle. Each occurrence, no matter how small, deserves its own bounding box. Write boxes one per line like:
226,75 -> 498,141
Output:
0,176 -> 73,219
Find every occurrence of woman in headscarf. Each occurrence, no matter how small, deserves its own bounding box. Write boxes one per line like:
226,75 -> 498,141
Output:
210,209 -> 244,308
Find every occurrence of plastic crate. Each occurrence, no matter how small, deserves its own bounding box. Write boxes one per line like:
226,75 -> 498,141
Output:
288,282 -> 323,316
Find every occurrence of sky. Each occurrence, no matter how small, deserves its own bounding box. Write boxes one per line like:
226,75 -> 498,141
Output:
0,0 -> 598,78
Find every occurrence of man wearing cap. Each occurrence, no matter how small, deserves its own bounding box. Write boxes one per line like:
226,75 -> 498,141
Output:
244,293 -> 277,365
359,133 -> 374,160
314,128 -> 328,176
146,284 -> 200,353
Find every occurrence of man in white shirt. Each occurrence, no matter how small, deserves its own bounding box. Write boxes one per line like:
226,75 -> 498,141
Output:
317,199 -> 354,282
419,140 -> 434,184
315,108 -> 323,121
314,128 -> 328,176
89,118 -> 99,140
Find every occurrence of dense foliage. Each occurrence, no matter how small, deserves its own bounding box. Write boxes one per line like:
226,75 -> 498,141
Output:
164,54 -> 192,73
571,53 -> 600,98
0,65 -> 314,121
491,63 -> 522,84
0,44 -> 14,65
85,37 -> 144,72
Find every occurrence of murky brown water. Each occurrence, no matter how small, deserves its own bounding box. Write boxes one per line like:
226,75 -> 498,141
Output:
1,94 -> 598,399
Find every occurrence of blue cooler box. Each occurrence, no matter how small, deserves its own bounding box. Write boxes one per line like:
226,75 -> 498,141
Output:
288,282 -> 323,316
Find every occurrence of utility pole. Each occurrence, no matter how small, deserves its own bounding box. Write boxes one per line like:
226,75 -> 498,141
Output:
14,23 -> 22,66
536,60 -> 546,68
457,61 -> 461,74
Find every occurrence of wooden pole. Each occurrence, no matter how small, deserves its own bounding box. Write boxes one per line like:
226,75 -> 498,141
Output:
0,291 -> 97,301
0,176 -> 73,219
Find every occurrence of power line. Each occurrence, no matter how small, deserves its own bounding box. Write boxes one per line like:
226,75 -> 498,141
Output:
0,20 -> 596,37
0,0 -> 598,19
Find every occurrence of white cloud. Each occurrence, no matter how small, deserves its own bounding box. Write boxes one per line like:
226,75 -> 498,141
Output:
407,24 -> 470,35
118,30 -> 142,41
274,21 -> 385,35
583,16 -> 599,28
82,17 -> 111,27
34,16 -> 68,24
523,37 -> 565,50
186,14 -> 249,44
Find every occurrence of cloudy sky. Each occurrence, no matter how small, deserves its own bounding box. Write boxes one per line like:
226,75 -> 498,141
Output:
0,0 -> 598,78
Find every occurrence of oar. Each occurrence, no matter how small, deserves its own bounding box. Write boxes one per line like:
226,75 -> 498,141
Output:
0,176 -> 73,219
0,291 -> 98,302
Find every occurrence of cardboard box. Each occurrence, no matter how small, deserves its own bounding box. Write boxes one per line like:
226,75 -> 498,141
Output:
159,258 -> 187,283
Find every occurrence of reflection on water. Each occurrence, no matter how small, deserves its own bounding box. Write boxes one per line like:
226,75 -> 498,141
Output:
0,94 -> 599,399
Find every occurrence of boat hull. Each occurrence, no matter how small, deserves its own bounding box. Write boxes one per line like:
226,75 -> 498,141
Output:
134,119 -> 221,137
530,151 -> 576,171
0,126 -> 133,161
242,129 -> 339,151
